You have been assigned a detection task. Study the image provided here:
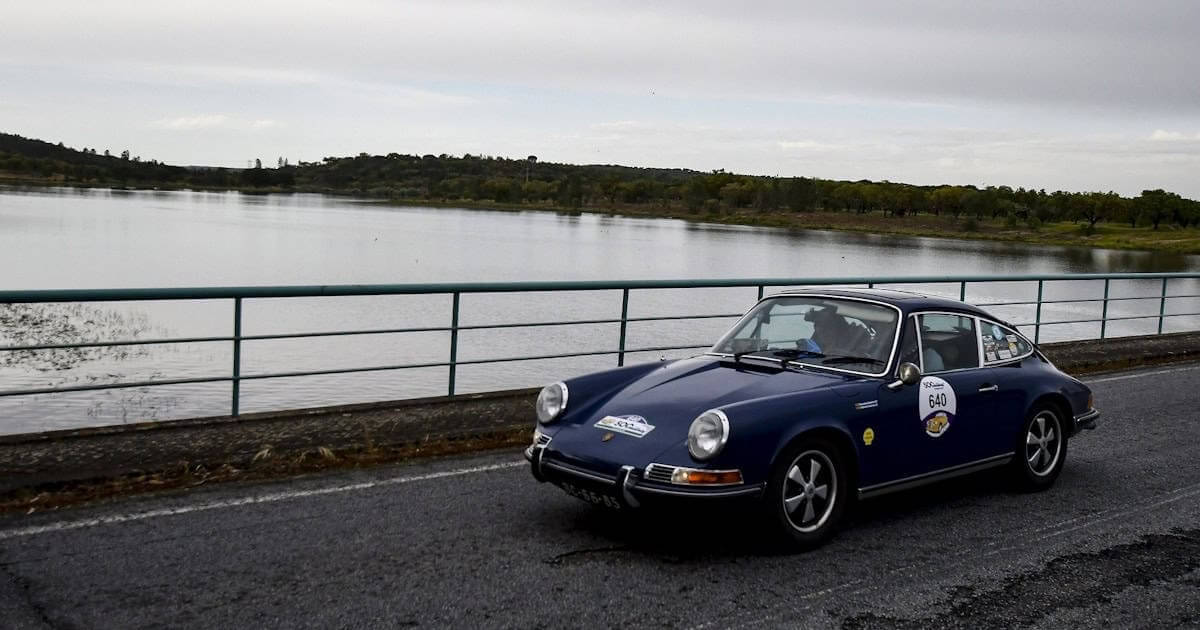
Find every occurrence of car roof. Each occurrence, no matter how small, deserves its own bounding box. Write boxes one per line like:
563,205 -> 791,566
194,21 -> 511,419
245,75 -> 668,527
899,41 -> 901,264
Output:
771,287 -> 992,317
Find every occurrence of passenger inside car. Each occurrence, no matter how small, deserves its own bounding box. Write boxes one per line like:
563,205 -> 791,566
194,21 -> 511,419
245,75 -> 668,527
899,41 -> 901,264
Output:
918,313 -> 979,372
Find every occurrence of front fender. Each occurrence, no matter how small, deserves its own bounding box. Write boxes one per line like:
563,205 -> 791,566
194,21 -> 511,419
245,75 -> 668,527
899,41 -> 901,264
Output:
693,388 -> 856,484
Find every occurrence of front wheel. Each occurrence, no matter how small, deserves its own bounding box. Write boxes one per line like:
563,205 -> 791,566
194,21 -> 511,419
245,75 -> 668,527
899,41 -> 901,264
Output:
1012,403 -> 1068,491
763,438 -> 848,550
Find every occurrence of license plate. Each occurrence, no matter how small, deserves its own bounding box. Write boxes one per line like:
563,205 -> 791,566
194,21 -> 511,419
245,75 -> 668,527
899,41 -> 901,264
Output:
560,481 -> 622,509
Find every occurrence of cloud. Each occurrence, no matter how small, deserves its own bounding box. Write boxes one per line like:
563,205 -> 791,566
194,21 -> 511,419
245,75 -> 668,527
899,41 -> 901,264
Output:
5,1 -> 1200,115
1150,130 -> 1186,141
151,114 -> 230,130
151,115 -> 281,131
1149,129 -> 1200,141
777,140 -> 842,152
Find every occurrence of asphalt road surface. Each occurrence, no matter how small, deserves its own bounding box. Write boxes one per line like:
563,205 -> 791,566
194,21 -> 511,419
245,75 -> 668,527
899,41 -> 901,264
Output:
2,363 -> 1199,629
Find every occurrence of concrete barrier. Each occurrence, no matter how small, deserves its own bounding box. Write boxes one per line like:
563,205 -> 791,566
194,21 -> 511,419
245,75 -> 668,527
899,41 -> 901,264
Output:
2,331 -> 1199,505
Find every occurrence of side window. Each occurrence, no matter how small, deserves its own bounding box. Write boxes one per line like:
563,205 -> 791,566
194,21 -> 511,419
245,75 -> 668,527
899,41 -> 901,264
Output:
981,321 -> 1033,363
918,314 -> 980,372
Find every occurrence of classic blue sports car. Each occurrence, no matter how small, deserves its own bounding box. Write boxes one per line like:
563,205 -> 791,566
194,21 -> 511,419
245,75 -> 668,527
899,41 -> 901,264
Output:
525,288 -> 1099,548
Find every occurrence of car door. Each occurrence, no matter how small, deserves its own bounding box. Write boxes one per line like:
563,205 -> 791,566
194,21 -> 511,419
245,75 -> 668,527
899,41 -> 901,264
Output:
975,319 -> 1038,456
872,312 -> 998,483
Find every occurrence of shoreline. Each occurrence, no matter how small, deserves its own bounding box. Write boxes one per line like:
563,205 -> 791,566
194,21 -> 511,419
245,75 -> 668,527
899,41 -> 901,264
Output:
4,178 -> 1199,256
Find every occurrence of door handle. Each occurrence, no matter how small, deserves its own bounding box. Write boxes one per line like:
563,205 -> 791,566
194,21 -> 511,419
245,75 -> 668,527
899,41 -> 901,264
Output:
978,384 -> 999,393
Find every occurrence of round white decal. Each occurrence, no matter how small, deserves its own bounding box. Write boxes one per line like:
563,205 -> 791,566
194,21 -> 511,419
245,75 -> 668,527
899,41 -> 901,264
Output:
918,376 -> 957,437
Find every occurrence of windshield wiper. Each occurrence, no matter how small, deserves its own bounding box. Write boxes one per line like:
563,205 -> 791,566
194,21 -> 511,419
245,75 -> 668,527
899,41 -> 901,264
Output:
821,355 -> 885,366
731,348 -> 824,367
770,348 -> 824,368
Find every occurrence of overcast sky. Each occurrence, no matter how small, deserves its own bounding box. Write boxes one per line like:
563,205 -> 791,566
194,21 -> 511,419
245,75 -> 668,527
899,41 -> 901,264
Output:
3,1 -> 1198,196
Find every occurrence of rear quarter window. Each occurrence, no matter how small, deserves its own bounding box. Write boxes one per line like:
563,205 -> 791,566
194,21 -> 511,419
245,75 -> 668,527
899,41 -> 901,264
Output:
981,321 -> 1032,363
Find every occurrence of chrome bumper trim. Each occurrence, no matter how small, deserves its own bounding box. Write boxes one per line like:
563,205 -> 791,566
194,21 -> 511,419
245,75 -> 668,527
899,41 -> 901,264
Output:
541,458 -> 617,485
536,456 -> 762,501
633,482 -> 765,498
1074,408 -> 1100,430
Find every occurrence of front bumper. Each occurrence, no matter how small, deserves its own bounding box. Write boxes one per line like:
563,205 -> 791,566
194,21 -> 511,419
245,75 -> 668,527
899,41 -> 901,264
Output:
1073,408 -> 1100,433
525,443 -> 764,508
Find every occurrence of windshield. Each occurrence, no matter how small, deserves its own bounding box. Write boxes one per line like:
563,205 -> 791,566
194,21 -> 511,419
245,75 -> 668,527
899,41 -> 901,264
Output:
709,296 -> 901,375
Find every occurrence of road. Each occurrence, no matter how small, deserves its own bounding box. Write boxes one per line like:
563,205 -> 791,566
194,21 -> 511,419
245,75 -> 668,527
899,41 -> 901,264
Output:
1,363 -> 1199,629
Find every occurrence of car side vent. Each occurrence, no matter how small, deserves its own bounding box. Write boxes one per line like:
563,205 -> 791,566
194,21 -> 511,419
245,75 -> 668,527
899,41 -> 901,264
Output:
643,463 -> 676,484
535,432 -> 552,447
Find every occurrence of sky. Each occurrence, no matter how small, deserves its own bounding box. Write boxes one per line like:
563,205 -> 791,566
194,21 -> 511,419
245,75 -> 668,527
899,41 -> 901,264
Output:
3,0 -> 1199,196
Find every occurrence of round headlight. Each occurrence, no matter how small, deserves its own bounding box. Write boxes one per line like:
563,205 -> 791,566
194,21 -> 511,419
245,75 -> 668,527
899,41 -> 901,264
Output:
687,409 -> 730,460
536,382 -> 568,424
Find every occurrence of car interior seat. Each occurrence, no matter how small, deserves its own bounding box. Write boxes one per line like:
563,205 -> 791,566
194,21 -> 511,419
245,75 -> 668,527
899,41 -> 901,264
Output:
923,346 -> 945,372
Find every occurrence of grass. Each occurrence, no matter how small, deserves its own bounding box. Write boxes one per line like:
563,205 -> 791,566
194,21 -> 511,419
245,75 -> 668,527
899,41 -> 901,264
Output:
369,198 -> 1200,255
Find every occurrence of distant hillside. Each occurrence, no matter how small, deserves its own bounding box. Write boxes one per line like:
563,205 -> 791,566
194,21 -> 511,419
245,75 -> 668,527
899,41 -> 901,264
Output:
0,133 -> 194,185
1,131 -> 1197,232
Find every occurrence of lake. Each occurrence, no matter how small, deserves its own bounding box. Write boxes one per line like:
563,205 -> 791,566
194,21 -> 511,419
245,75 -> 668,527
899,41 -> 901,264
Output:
2,186 -> 1198,434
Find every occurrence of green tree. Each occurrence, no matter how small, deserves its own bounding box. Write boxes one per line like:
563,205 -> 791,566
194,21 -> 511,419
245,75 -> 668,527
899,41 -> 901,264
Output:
1134,189 -> 1176,230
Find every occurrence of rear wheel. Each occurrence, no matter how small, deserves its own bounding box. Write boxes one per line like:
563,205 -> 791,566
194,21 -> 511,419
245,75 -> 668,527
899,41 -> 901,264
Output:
1012,403 -> 1068,491
763,438 -> 848,550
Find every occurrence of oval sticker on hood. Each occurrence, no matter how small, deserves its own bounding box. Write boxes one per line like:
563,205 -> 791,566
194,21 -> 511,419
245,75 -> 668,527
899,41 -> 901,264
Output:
594,415 -> 656,438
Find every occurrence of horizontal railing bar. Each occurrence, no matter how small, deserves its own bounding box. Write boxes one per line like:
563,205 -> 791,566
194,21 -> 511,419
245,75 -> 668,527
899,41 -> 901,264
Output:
976,294 -> 1200,308
4,273 -> 1199,303
0,335 -> 233,352
625,313 -> 742,323
238,361 -> 450,381
234,344 -> 721,383
0,315 -> 738,354
454,344 -> 711,367
0,375 -> 232,398
1013,311 -> 1200,327
243,314 -> 743,340
241,326 -> 449,341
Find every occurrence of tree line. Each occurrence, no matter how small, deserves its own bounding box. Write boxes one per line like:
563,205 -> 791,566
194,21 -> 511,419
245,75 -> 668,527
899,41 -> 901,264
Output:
2,132 -> 1197,230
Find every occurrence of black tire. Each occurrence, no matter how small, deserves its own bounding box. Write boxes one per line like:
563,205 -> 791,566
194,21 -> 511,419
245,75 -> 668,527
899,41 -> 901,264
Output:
1012,403 -> 1068,491
762,437 -> 848,551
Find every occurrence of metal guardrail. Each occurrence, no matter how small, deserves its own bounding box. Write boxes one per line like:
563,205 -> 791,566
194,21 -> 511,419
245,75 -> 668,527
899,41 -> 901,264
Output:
2,273 -> 1199,416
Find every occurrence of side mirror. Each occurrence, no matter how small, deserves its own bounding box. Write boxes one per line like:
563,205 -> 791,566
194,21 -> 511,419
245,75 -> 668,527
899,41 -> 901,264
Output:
887,362 -> 922,390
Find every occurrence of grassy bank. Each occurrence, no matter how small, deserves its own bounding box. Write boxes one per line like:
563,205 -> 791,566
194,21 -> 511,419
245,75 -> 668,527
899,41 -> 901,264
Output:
375,197 -> 1200,255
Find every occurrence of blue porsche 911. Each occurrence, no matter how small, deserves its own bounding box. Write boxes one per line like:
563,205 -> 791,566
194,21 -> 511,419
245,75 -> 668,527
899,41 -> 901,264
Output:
525,288 -> 1099,549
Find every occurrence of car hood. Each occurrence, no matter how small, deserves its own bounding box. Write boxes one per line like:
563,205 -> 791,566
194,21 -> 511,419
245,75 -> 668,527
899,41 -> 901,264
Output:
547,356 -> 847,471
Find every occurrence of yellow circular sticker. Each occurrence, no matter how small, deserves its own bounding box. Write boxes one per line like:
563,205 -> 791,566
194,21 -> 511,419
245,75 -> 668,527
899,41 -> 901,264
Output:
863,427 -> 875,446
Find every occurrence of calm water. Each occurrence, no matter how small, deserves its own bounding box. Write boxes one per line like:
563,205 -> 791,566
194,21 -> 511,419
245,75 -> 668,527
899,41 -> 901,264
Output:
2,186 -> 1198,434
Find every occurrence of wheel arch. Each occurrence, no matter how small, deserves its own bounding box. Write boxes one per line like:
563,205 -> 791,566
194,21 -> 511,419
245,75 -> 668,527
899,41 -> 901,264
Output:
771,424 -> 860,492
1030,392 -> 1072,427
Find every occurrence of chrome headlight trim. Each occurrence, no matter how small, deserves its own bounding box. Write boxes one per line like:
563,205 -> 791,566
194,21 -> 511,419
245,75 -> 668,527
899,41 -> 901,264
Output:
536,381 -> 569,425
687,409 -> 730,461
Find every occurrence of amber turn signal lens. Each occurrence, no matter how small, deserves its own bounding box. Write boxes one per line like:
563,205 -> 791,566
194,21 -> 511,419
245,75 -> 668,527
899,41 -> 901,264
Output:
670,469 -> 743,485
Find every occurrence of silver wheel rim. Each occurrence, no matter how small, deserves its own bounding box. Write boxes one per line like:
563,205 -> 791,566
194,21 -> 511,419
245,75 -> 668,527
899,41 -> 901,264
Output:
1025,411 -> 1062,477
782,449 -> 837,533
